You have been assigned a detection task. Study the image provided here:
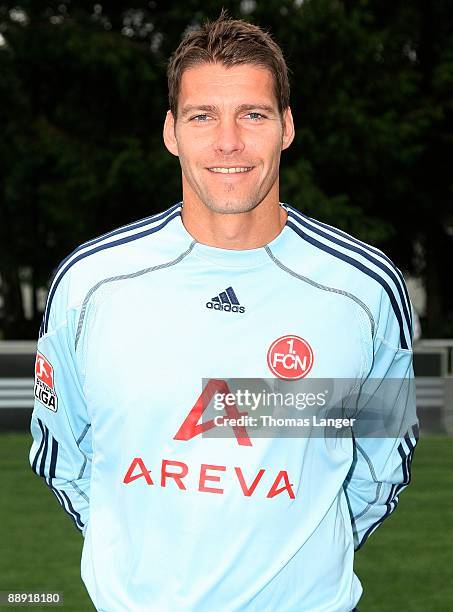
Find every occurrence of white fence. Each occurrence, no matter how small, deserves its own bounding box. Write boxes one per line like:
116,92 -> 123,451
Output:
1,340 -> 453,434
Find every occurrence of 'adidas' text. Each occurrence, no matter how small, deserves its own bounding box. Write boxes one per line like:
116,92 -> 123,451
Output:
206,302 -> 245,313
206,286 -> 245,314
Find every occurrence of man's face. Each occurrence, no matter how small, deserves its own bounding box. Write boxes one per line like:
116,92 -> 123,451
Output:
164,62 -> 294,214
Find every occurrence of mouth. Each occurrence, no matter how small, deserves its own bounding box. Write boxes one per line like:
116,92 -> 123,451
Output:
207,166 -> 254,174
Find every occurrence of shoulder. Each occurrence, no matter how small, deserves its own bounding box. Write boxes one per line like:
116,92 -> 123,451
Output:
281,203 -> 413,350
41,203 -> 182,335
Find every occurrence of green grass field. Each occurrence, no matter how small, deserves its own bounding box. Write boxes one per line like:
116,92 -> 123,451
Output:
1,433 -> 452,611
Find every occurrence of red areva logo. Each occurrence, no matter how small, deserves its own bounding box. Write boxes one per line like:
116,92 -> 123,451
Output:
122,379 -> 297,499
267,335 -> 314,380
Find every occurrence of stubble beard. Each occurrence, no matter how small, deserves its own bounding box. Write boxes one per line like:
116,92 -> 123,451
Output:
200,183 -> 263,215
187,167 -> 279,216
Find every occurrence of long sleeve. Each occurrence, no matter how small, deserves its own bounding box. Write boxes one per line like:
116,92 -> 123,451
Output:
343,296 -> 419,551
29,314 -> 91,536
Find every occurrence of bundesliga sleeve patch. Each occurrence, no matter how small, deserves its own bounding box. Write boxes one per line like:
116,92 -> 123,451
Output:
34,352 -> 58,412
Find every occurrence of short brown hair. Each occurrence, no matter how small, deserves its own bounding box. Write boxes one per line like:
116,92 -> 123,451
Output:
167,11 -> 290,118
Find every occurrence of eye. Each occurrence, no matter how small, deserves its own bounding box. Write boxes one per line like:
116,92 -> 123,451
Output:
190,114 -> 211,122
246,112 -> 265,120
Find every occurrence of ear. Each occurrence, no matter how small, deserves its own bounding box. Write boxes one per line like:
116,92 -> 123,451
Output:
281,107 -> 295,151
163,110 -> 179,157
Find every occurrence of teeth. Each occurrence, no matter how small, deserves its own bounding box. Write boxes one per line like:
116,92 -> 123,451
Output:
209,167 -> 252,174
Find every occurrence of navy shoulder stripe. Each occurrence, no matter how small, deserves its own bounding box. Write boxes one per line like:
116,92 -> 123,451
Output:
54,202 -> 181,276
32,419 -> 47,474
286,209 -> 412,341
286,216 -> 410,349
39,422 -> 49,477
35,420 -> 85,532
288,204 -> 412,318
355,424 -> 418,550
60,490 -> 84,530
284,203 -> 412,329
41,205 -> 181,336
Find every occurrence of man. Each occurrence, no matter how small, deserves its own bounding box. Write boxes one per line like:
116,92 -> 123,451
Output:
29,13 -> 418,612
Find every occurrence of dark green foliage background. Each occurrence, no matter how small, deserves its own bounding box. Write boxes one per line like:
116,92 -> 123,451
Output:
0,0 -> 452,336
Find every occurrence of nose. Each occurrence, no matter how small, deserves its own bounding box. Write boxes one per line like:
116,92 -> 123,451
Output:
214,117 -> 245,156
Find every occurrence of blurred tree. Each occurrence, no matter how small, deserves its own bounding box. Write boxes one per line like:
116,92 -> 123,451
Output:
0,0 -> 451,337
261,0 -> 453,335
0,1 -> 178,336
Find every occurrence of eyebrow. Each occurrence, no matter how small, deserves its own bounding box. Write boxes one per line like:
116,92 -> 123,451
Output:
180,103 -> 277,118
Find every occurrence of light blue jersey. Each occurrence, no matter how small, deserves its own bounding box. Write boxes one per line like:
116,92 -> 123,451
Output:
29,203 -> 418,612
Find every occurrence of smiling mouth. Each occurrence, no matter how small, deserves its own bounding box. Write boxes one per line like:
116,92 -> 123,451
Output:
207,167 -> 254,174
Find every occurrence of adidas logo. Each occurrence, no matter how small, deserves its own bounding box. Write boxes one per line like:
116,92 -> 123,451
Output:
206,286 -> 245,313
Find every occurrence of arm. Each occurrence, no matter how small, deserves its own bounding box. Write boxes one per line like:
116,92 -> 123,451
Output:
29,313 -> 91,536
343,302 -> 419,550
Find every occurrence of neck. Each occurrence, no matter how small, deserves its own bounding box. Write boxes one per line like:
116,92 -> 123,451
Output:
180,191 -> 287,250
